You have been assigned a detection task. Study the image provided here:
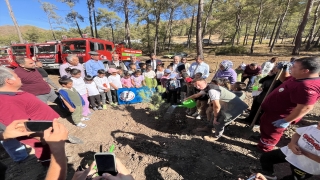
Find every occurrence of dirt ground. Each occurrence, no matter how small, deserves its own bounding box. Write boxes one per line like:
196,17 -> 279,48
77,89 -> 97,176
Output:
1,55 -> 320,180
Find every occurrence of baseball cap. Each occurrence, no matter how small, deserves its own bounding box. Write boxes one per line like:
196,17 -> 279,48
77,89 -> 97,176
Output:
88,51 -> 99,55
164,69 -> 171,73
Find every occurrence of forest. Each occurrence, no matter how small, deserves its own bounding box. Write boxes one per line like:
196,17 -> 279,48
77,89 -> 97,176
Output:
2,0 -> 320,56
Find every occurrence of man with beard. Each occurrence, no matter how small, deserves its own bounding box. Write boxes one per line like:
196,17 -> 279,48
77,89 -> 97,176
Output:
14,57 -> 58,104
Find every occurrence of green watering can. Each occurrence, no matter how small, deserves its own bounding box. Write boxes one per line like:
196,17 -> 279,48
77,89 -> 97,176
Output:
177,99 -> 197,108
164,99 -> 196,120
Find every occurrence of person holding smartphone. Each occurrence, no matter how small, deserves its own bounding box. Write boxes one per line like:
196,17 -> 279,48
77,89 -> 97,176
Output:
72,158 -> 134,180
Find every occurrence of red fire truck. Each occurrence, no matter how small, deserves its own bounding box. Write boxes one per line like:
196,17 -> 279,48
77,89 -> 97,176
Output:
35,41 -> 62,69
10,43 -> 35,68
61,37 -> 142,65
0,47 -> 16,68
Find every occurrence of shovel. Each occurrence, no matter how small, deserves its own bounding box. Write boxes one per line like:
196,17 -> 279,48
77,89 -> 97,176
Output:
243,68 -> 283,138
164,99 -> 197,120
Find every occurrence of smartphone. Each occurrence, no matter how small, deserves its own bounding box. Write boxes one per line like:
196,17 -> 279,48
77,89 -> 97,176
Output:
95,153 -> 118,176
24,121 -> 52,132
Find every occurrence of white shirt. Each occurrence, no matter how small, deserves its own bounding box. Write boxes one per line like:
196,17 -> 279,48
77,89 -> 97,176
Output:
189,62 -> 210,79
281,125 -> 320,175
143,70 -> 156,79
71,77 -> 87,95
93,76 -> 110,92
261,60 -> 275,76
108,74 -> 123,90
85,82 -> 100,96
156,70 -> 164,79
200,89 -> 221,101
105,61 -> 128,71
151,60 -> 157,70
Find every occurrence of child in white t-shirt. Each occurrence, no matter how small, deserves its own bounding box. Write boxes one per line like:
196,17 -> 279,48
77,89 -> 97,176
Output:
93,69 -> 112,108
156,64 -> 164,84
84,75 -> 102,110
107,68 -> 122,105
260,122 -> 320,180
143,65 -> 156,79
70,69 -> 91,116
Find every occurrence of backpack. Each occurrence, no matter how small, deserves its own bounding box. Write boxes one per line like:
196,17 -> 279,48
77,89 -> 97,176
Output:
168,80 -> 178,90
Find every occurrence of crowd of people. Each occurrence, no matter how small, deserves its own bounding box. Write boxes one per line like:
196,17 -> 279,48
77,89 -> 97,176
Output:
0,50 -> 320,180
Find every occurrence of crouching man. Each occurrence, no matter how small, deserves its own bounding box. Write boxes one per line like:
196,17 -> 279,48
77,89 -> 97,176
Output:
186,78 -> 248,141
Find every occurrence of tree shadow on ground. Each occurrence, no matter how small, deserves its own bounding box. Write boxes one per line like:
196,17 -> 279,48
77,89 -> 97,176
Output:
111,130 -> 257,180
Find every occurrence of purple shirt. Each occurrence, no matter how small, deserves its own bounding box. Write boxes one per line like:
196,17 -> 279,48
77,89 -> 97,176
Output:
244,65 -> 261,76
59,63 -> 85,78
214,68 -> 237,84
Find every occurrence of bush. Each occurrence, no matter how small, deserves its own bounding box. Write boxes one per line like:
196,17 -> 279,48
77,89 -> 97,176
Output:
215,46 -> 248,55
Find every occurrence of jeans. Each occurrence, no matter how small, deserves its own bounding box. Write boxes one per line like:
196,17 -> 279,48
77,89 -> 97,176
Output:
1,139 -> 28,162
100,91 -> 112,104
241,76 -> 257,89
260,149 -> 313,180
36,89 -> 59,104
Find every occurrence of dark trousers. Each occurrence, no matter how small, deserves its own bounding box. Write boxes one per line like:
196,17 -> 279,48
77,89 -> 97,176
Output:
110,90 -> 118,103
241,75 -> 256,89
166,90 -> 178,104
245,97 -> 263,125
260,149 -> 313,180
88,95 -> 101,108
0,161 -> 7,180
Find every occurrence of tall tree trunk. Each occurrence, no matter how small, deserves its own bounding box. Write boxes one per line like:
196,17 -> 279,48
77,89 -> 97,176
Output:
259,18 -> 270,44
208,28 -> 213,40
187,7 -> 196,49
75,20 -> 82,37
163,6 -> 174,51
270,0 -> 291,52
293,0 -> 315,55
87,0 -> 94,37
5,0 -> 23,43
146,18 -> 151,53
232,7 -> 242,46
167,8 -> 174,51
124,0 -> 131,48
243,23 -> 249,45
268,16 -> 280,47
153,14 -> 160,54
306,1 -> 320,50
196,0 -> 204,56
292,20 -> 301,44
250,0 -> 263,54
311,26 -> 320,43
110,25 -> 115,43
46,14 -> 56,40
202,0 -> 215,38
92,0 -> 98,38
303,33 -> 310,44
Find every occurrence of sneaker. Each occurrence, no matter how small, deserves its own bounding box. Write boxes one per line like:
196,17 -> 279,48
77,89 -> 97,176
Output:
98,106 -> 103,110
67,135 -> 83,144
195,115 -> 201,120
103,104 -> 107,109
81,117 -> 90,121
93,107 -> 98,111
191,112 -> 199,117
76,122 -> 87,128
204,135 -> 221,142
87,112 -> 93,116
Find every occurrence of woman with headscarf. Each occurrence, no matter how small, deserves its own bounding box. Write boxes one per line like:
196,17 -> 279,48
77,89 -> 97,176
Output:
213,60 -> 237,84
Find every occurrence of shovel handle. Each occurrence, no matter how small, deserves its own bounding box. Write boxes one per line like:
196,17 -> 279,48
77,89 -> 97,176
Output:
249,68 -> 283,128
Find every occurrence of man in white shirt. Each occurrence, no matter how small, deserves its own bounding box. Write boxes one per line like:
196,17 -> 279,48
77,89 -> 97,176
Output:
170,56 -> 181,72
189,55 -> 210,79
59,55 -> 85,78
260,122 -> 320,180
105,54 -> 127,71
261,57 -> 277,76
146,53 -> 163,71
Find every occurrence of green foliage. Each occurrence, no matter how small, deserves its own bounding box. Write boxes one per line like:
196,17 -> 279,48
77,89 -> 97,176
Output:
145,77 -> 158,89
215,46 -> 248,55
